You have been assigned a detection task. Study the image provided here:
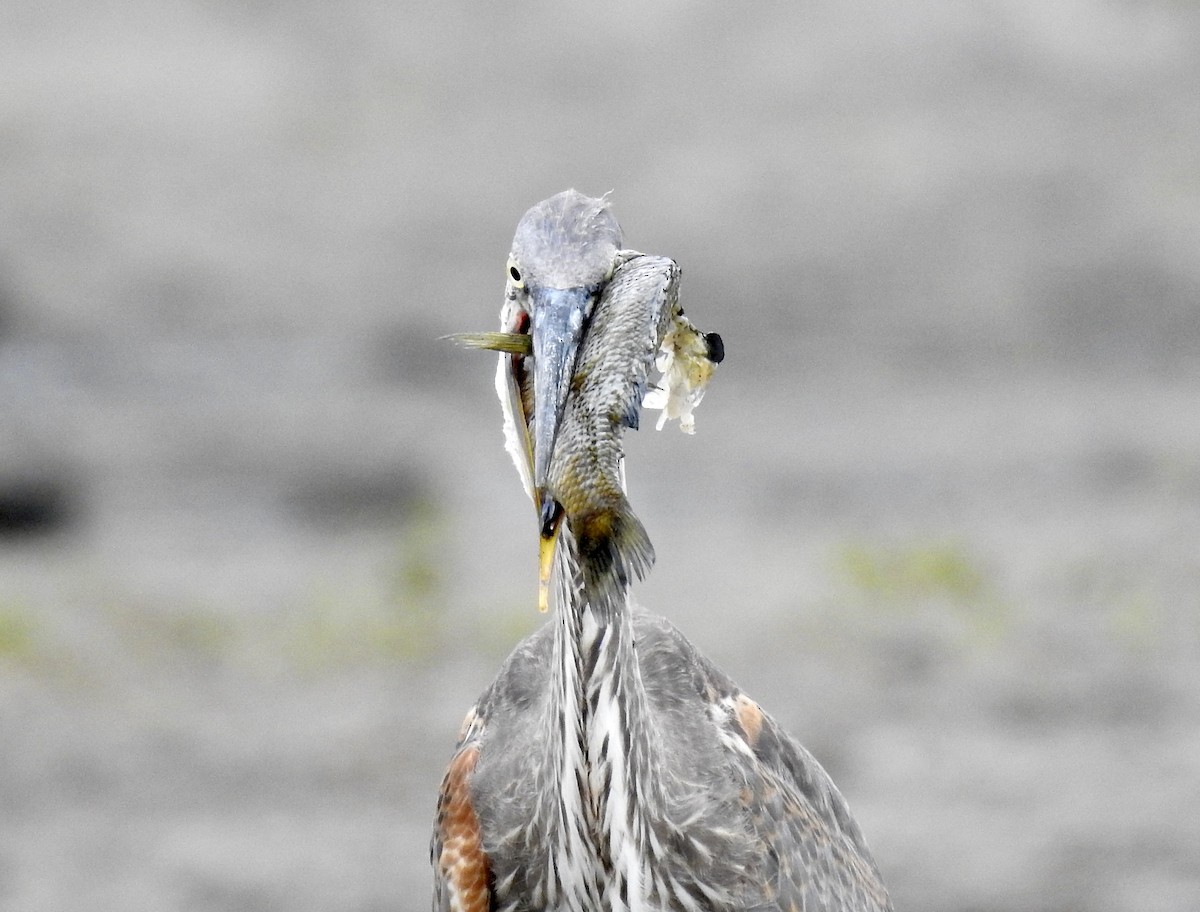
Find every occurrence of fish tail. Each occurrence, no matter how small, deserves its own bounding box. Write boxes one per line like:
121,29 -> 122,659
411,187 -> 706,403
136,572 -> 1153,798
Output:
574,500 -> 655,613
442,331 -> 533,355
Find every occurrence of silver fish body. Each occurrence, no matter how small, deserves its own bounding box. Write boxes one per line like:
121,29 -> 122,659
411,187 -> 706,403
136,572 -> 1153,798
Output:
545,254 -> 681,609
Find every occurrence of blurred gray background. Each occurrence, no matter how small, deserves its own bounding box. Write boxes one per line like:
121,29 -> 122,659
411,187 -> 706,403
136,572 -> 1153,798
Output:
2,2 -> 1199,910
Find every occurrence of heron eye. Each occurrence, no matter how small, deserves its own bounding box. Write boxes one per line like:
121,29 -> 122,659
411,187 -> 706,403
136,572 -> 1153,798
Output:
507,261 -> 524,288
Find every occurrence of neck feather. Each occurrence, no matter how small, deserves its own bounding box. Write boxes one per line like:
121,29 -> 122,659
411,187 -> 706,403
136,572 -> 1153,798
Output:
543,528 -> 661,912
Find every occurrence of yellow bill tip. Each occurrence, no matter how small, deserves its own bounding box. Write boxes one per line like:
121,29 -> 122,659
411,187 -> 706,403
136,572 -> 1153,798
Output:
536,500 -> 564,613
537,532 -> 557,613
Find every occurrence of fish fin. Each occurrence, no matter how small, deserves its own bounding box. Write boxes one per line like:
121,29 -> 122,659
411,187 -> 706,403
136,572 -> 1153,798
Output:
619,381 -> 644,430
443,331 -> 533,355
574,503 -> 655,614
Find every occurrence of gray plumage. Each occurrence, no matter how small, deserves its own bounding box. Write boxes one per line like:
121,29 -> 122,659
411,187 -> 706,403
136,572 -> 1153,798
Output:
432,190 -> 892,912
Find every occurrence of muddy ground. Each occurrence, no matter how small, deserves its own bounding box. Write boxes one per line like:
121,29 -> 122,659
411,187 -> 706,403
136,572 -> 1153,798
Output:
2,2 -> 1199,910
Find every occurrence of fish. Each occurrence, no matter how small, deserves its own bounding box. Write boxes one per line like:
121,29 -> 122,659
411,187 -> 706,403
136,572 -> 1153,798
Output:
542,254 -> 723,613
448,250 -> 724,613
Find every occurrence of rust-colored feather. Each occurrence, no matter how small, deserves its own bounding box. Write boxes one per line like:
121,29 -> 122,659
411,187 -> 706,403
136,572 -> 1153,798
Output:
732,693 -> 765,750
433,743 -> 491,912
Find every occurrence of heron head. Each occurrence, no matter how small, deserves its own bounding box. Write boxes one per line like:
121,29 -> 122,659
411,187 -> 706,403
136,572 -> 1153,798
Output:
490,190 -> 622,606
494,191 -> 620,544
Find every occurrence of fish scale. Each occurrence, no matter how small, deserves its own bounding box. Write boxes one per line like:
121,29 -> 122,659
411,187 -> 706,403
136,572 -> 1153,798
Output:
546,255 -> 680,612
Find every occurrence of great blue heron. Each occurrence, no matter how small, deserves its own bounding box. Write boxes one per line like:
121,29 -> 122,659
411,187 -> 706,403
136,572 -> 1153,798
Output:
432,190 -> 892,912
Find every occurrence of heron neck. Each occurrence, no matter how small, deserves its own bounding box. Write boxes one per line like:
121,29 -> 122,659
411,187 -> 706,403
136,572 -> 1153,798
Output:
545,528 -> 661,910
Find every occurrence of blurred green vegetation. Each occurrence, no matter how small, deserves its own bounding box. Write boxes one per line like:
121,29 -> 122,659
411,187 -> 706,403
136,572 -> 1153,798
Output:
839,541 -> 984,602
0,499 -> 467,678
834,539 -> 1009,644
1107,592 -> 1161,654
0,602 -> 37,661
287,499 -> 450,669
1062,558 -> 1168,655
107,600 -> 237,661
